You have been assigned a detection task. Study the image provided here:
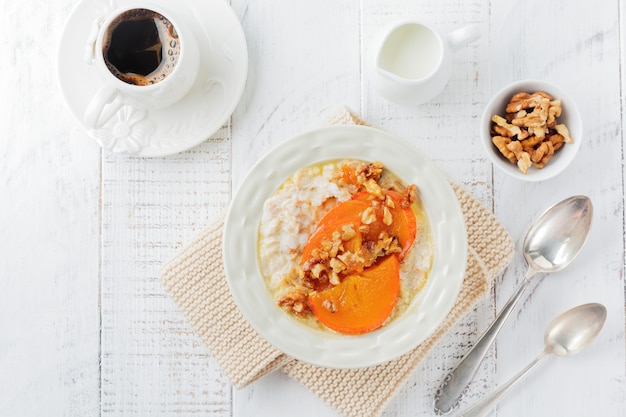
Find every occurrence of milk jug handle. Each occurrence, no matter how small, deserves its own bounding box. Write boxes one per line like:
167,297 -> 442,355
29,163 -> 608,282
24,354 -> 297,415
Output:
447,23 -> 481,51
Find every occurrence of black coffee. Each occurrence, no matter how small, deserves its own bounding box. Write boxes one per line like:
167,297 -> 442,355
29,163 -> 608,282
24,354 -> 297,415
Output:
102,9 -> 180,86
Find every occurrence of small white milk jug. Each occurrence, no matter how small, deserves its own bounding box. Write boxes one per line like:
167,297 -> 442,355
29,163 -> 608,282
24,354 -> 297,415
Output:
370,20 -> 481,106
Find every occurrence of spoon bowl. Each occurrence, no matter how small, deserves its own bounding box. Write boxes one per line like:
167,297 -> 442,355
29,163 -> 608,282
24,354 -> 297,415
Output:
524,195 -> 593,274
459,303 -> 607,417
434,195 -> 593,415
545,302 -> 607,356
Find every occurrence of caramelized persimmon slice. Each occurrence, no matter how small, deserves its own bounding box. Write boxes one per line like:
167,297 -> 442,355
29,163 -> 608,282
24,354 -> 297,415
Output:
385,191 -> 417,259
312,199 -> 370,232
340,164 -> 359,187
308,255 -> 400,334
301,215 -> 363,266
301,199 -> 370,265
352,190 -> 417,259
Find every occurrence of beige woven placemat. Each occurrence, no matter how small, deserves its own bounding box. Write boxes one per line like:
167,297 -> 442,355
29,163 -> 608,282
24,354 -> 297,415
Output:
160,108 -> 514,417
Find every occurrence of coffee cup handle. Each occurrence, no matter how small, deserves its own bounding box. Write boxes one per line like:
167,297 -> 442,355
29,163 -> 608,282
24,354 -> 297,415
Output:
84,85 -> 124,129
447,24 -> 481,52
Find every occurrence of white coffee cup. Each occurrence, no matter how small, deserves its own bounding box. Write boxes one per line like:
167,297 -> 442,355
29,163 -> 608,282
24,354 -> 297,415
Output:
369,20 -> 480,106
84,3 -> 199,129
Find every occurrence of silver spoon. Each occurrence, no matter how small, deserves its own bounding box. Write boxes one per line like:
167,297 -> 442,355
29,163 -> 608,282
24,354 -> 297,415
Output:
458,302 -> 607,417
434,195 -> 593,415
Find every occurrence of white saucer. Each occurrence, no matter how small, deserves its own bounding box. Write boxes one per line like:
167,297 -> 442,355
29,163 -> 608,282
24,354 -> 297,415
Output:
58,0 -> 248,156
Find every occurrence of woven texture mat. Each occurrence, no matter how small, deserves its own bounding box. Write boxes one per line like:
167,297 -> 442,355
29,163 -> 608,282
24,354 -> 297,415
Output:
160,108 -> 514,417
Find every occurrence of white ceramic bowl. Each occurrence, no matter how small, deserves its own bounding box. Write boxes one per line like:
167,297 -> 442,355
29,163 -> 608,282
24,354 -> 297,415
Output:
480,79 -> 582,181
223,125 -> 467,369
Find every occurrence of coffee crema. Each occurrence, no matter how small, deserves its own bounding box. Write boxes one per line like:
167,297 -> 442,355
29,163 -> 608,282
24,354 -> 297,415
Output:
102,8 -> 180,86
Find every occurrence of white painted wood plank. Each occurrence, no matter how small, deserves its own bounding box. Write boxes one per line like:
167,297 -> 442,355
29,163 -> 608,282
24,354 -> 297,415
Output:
0,1 -> 101,416
231,0 -> 362,189
100,131 -> 233,416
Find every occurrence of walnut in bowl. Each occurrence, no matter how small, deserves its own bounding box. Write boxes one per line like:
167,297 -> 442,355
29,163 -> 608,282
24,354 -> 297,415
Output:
481,80 -> 582,181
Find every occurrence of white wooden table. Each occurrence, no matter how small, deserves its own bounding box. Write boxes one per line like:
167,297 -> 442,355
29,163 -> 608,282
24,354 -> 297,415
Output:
2,0 -> 625,416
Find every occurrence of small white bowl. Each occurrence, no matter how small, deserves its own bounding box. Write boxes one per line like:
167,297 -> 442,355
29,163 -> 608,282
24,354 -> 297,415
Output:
480,79 -> 582,181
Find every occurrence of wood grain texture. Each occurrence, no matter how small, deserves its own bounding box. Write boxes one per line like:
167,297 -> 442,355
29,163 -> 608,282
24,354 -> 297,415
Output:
1,0 -> 624,416
100,131 -> 233,416
0,1 -> 101,416
231,0 -> 362,189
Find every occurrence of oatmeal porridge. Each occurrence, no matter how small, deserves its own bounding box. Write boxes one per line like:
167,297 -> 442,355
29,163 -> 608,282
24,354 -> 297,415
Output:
258,159 -> 433,334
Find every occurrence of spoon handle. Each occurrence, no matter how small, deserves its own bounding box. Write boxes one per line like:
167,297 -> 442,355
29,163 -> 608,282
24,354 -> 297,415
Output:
434,276 -> 533,414
457,351 -> 547,417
